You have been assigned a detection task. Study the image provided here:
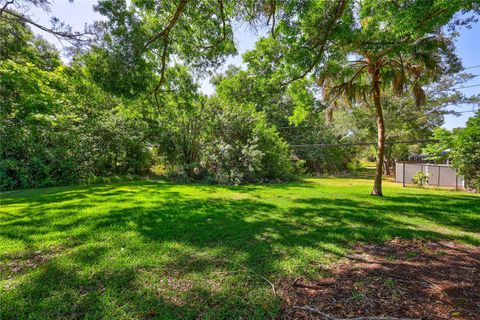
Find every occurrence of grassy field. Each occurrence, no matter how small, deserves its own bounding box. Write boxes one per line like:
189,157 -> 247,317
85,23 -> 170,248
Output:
1,174 -> 479,319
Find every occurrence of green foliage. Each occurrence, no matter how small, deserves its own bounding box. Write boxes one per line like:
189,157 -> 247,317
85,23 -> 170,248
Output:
90,0 -> 238,97
331,72 -> 477,169
213,66 -> 357,175
452,111 -> 480,191
0,14 -> 61,70
146,66 -> 294,183
284,119 -> 358,174
423,128 -> 457,162
0,60 -> 73,189
412,171 -> 430,187
83,0 -> 155,97
241,0 -> 476,195
1,0 -> 477,193
0,18 -> 294,190
156,104 -> 205,178
0,24 -> 152,190
287,80 -> 317,126
0,59 -> 153,190
206,101 -> 293,184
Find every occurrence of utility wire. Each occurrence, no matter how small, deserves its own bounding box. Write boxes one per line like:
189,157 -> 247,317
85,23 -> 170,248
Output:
289,139 -> 438,148
464,64 -> 480,70
278,108 -> 478,130
278,125 -> 316,129
449,109 -> 478,114
453,83 -> 480,90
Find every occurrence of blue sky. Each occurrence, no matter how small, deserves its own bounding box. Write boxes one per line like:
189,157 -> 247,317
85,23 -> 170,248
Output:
30,0 -> 479,129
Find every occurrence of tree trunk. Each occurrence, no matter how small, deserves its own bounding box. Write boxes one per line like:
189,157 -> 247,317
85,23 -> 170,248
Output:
371,69 -> 385,196
384,159 -> 390,176
384,155 -> 392,176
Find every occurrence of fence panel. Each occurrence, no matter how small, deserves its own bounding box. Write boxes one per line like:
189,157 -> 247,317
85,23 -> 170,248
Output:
395,162 -> 464,189
426,165 -> 440,187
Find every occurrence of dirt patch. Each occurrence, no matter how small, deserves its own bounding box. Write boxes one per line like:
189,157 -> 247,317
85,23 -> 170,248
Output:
1,246 -> 65,277
279,239 -> 480,320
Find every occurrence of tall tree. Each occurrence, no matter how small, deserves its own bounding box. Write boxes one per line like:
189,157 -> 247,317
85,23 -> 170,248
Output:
245,0 -> 478,195
317,25 -> 461,196
330,72 -> 479,175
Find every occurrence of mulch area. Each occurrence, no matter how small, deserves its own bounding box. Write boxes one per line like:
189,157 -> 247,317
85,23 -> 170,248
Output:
279,239 -> 480,320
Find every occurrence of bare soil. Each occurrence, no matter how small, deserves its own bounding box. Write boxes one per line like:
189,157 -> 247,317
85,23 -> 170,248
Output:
279,239 -> 480,320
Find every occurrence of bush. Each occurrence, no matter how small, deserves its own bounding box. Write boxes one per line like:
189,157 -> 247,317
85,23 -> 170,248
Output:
412,171 -> 430,188
206,101 -> 294,184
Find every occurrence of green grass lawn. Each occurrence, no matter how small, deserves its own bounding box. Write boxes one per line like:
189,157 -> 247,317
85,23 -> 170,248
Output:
1,175 -> 479,319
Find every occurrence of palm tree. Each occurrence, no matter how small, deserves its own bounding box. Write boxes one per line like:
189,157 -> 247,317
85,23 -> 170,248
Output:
318,35 -> 457,196
251,0 -> 471,196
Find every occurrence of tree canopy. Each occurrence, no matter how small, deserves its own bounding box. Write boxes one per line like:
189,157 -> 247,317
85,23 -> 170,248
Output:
1,0 -> 479,192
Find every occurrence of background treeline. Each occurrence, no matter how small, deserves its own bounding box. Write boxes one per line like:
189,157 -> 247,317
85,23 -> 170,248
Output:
1,19 -> 152,189
0,19 -> 352,190
1,1 -> 479,192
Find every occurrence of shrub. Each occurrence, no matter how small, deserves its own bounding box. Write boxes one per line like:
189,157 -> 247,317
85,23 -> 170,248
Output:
412,171 -> 430,187
206,101 -> 294,184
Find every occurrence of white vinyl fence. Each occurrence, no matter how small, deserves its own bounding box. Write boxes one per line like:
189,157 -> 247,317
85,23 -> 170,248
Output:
395,162 -> 465,189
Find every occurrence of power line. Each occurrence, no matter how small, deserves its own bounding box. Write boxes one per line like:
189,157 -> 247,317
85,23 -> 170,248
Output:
454,83 -> 480,90
464,64 -> 480,70
449,109 -> 478,114
289,139 -> 438,148
279,108 -> 478,130
278,125 -> 316,129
